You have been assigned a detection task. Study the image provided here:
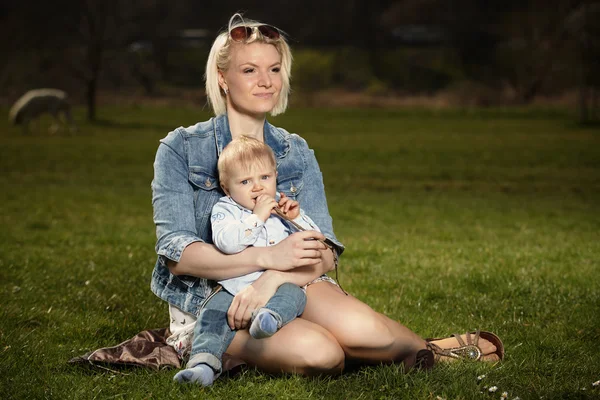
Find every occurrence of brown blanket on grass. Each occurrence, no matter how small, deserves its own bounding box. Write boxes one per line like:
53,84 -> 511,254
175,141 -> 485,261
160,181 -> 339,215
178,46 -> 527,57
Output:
69,328 -> 246,375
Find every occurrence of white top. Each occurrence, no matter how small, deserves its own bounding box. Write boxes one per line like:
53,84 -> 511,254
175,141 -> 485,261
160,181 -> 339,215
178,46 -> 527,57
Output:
211,195 -> 320,294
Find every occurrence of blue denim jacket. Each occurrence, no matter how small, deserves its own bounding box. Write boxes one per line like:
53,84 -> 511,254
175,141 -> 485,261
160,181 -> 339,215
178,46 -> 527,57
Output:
151,114 -> 344,316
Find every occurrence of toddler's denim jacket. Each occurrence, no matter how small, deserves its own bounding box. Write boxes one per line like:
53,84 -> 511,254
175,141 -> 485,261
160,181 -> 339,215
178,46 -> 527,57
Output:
151,114 -> 344,316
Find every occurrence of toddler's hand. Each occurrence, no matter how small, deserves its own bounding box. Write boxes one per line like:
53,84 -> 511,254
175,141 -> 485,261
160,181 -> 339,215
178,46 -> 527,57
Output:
277,192 -> 300,220
253,194 -> 277,221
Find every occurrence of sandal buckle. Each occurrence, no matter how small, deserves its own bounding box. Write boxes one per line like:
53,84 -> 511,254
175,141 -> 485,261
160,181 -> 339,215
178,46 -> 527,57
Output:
454,344 -> 482,360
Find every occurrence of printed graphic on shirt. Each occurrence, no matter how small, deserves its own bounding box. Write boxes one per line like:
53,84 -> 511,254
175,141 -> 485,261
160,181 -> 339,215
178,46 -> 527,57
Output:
211,212 -> 225,221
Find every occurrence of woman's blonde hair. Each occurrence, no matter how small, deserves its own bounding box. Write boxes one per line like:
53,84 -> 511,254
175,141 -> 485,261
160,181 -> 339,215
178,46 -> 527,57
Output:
205,13 -> 293,116
218,136 -> 277,189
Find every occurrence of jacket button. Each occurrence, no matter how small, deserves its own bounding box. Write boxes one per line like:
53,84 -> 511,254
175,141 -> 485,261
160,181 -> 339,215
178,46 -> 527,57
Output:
290,185 -> 297,193
205,178 -> 211,187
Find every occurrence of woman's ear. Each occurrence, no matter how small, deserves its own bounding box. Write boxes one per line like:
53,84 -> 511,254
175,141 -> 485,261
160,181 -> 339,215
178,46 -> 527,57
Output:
218,71 -> 228,94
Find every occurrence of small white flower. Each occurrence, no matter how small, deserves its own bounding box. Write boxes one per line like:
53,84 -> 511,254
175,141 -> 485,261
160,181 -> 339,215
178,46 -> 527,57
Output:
477,374 -> 487,381
489,386 -> 498,393
592,380 -> 600,387
501,392 -> 508,399
513,397 -> 521,400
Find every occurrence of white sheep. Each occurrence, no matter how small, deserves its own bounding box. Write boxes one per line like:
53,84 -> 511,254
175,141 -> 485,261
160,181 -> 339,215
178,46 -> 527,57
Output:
9,89 -> 77,134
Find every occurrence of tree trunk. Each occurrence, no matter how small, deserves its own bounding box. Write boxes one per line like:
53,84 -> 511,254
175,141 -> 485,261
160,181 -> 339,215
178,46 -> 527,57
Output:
578,77 -> 590,124
87,78 -> 97,122
591,88 -> 598,121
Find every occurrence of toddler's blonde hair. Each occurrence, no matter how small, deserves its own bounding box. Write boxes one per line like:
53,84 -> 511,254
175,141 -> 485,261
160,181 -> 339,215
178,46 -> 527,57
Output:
218,136 -> 277,190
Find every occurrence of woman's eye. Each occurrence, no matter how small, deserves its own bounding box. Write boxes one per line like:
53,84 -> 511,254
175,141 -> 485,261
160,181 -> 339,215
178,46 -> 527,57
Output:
243,68 -> 254,73
271,67 -> 280,73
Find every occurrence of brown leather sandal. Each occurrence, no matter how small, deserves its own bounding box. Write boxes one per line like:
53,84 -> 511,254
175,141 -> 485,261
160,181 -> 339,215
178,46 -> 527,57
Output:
425,330 -> 504,362
415,348 -> 435,369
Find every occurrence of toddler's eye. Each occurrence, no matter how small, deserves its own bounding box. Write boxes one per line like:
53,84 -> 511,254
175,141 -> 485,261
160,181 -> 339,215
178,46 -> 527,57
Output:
261,175 -> 270,180
241,179 -> 249,185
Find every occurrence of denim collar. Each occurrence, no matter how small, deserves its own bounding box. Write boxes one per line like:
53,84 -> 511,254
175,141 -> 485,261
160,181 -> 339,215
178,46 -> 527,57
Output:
213,114 -> 290,159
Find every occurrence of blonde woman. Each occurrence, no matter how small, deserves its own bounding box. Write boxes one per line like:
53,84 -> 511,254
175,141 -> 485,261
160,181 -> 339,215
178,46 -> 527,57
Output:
151,13 -> 504,382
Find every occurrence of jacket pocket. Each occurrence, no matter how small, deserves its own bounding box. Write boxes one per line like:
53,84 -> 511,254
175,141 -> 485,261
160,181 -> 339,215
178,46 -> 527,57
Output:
189,167 -> 221,241
169,273 -> 198,289
277,174 -> 304,199
189,167 -> 219,192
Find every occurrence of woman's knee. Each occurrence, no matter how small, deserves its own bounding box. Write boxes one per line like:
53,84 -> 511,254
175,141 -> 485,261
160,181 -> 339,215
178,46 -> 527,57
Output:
293,329 -> 345,375
336,312 -> 396,352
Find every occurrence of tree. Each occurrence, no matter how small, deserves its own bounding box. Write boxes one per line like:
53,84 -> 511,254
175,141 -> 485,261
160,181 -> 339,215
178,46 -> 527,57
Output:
2,0 -> 125,121
3,0 -> 182,121
490,1 -> 581,104
74,1 -> 121,121
564,2 -> 600,122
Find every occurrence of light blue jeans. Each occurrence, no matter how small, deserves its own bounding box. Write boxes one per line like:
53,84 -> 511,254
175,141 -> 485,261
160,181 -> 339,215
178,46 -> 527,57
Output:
187,282 -> 306,373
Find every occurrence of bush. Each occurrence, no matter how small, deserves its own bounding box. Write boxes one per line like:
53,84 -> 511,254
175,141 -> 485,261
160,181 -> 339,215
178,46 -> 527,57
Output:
331,47 -> 376,90
163,46 -> 209,88
364,78 -> 390,96
377,48 -> 458,93
291,48 -> 336,92
291,46 -> 459,94
440,80 -> 502,107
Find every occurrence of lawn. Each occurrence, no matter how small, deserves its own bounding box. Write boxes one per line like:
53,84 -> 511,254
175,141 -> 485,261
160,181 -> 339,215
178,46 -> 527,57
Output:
1,105 -> 599,399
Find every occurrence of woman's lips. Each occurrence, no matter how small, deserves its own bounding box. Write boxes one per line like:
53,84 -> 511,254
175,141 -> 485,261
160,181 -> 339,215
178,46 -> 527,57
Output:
254,93 -> 273,98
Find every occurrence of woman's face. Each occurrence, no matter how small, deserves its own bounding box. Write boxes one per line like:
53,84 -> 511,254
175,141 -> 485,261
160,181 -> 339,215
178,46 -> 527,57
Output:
219,42 -> 282,117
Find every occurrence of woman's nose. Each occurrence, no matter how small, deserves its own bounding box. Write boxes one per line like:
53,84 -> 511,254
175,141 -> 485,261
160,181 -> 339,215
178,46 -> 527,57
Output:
258,71 -> 271,87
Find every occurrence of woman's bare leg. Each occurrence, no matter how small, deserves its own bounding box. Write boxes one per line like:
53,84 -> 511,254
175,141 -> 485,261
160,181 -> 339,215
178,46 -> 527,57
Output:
302,282 -> 499,368
225,282 -> 499,375
301,282 -> 427,368
225,316 -> 345,375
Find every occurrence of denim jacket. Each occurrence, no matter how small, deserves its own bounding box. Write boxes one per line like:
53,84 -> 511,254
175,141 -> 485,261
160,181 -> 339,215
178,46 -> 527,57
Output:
150,114 -> 344,316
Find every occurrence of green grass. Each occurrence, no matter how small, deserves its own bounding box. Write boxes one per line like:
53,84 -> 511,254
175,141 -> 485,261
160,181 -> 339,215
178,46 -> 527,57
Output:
1,105 -> 599,399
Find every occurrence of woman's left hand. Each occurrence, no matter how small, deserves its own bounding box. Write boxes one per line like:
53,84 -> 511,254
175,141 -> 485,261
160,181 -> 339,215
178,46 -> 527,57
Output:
227,270 -> 283,330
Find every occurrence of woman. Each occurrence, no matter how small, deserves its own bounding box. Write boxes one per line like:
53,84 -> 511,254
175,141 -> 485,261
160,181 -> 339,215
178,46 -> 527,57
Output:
151,13 -> 503,378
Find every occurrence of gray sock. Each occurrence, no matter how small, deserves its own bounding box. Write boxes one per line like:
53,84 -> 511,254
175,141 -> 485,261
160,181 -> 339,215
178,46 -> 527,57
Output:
249,309 -> 279,339
173,363 -> 215,386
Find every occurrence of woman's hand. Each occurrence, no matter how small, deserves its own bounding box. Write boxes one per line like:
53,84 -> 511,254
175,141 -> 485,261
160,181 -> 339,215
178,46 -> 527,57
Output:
258,230 -> 328,271
227,247 -> 335,329
227,270 -> 283,330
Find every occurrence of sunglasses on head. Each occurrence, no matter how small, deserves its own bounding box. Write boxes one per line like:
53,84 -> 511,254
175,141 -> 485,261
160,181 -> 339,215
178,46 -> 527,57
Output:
229,25 -> 281,42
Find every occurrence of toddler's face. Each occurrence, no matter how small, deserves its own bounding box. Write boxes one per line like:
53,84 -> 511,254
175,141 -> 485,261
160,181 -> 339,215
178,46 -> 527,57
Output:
223,162 -> 277,210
